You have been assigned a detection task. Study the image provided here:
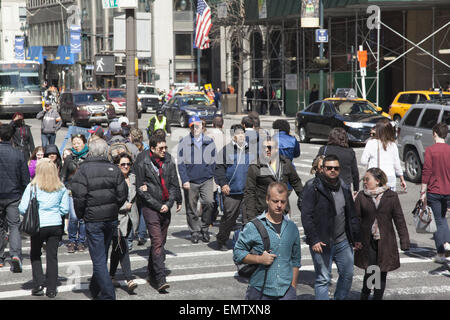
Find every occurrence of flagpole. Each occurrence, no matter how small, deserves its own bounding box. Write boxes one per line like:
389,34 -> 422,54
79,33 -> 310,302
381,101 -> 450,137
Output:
197,48 -> 201,89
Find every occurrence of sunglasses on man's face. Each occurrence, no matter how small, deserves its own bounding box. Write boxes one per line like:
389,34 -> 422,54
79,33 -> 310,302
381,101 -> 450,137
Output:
325,166 -> 340,172
120,163 -> 131,168
264,145 -> 273,150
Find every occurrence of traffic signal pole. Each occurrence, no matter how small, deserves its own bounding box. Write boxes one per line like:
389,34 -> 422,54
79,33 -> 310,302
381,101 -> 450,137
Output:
125,8 -> 138,128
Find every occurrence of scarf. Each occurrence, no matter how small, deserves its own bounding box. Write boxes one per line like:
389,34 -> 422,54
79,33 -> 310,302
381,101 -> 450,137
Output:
150,152 -> 169,202
318,173 -> 341,192
363,186 -> 390,240
71,144 -> 89,159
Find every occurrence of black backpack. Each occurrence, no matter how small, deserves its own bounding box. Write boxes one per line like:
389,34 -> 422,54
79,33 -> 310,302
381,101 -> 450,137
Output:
235,218 -> 271,277
234,218 -> 271,297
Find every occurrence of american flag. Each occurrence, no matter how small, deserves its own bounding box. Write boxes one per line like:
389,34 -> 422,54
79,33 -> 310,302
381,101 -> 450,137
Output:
194,0 -> 212,50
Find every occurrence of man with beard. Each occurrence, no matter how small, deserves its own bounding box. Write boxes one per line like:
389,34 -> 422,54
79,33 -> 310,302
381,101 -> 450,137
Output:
300,154 -> 362,300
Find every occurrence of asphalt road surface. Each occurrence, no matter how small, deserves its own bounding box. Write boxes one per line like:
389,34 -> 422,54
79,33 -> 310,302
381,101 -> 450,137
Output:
0,111 -> 449,300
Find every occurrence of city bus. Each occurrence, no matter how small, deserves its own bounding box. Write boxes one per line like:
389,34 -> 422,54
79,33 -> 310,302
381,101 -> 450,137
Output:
0,60 -> 43,117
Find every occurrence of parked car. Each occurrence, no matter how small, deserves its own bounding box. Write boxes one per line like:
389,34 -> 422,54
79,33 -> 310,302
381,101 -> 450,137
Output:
100,88 -> 127,116
161,94 -> 222,127
137,84 -> 161,112
389,90 -> 450,123
397,101 -> 450,182
295,99 -> 389,143
59,91 -> 116,127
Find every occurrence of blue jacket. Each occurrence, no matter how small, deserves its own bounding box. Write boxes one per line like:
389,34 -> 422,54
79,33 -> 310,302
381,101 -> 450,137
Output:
215,141 -> 255,195
277,131 -> 300,162
233,213 -> 301,297
177,133 -> 216,185
19,183 -> 70,228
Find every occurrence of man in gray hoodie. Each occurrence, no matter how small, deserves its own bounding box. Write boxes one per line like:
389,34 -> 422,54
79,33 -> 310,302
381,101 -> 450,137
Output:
36,103 -> 62,147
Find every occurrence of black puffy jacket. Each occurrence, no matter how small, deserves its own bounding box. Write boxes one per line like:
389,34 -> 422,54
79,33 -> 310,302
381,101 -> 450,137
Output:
0,141 -> 30,200
71,156 -> 128,222
134,150 -> 181,212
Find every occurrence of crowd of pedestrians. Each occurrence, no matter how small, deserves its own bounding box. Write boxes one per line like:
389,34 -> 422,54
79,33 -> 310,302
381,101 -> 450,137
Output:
0,109 -> 449,301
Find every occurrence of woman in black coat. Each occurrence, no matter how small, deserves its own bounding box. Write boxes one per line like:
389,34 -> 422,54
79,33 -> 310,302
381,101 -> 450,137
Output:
10,112 -> 35,163
317,127 -> 359,191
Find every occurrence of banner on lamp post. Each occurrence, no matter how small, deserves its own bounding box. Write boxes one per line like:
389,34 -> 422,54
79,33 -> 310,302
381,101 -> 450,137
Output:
15,36 -> 25,60
70,25 -> 82,54
301,0 -> 319,28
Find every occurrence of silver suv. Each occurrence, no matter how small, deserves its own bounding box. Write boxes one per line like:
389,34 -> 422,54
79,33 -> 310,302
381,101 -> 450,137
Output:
397,102 -> 450,183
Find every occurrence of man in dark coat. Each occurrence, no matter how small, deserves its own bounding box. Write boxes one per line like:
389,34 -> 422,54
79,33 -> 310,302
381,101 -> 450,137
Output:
300,154 -> 362,300
243,135 -> 303,224
71,138 -> 128,300
0,124 -> 30,272
134,134 -> 182,293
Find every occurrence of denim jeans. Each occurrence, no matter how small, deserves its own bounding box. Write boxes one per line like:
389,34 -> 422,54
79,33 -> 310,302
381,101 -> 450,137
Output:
0,199 -> 22,260
427,193 -> 450,254
245,285 -> 297,300
68,196 -> 85,245
41,133 -> 56,148
86,220 -> 117,300
310,239 -> 354,300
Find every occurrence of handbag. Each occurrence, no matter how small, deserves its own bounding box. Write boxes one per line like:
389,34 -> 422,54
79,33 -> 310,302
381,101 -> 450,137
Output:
412,200 -> 437,234
19,184 -> 40,236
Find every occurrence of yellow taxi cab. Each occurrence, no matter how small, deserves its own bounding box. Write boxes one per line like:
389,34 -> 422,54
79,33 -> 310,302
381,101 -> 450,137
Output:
325,97 -> 391,119
175,91 -> 213,104
389,90 -> 450,122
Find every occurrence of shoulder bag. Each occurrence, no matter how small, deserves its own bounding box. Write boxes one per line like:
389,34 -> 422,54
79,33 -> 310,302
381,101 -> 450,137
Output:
412,200 -> 437,234
19,184 -> 40,236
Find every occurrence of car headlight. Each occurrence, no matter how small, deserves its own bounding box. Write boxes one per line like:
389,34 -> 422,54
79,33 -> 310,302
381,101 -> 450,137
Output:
344,121 -> 364,129
216,110 -> 222,115
186,111 -> 197,116
76,105 -> 88,111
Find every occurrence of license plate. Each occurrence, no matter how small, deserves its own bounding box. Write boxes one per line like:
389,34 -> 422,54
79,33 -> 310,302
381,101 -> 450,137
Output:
94,113 -> 103,117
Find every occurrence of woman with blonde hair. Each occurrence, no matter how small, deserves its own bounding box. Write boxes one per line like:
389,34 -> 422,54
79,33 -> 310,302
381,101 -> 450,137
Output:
18,158 -> 70,298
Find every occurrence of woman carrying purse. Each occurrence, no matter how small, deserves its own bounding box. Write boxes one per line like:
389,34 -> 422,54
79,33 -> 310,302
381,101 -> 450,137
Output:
354,168 -> 410,300
18,158 -> 70,298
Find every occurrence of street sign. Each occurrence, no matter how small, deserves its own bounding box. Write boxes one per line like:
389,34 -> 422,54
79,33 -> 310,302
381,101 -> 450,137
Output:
102,0 -> 118,8
94,55 -> 115,75
315,29 -> 328,43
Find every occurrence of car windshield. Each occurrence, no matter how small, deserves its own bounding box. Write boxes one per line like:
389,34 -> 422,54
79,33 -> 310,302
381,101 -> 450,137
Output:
138,86 -> 156,94
182,95 -> 210,106
331,101 -> 377,115
74,93 -> 107,104
108,90 -> 125,98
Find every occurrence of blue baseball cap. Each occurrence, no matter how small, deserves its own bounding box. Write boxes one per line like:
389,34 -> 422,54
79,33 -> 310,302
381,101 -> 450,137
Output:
188,115 -> 201,127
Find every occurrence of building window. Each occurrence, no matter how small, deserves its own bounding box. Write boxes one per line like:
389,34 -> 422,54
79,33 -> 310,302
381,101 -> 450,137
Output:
175,33 -> 192,56
174,0 -> 191,11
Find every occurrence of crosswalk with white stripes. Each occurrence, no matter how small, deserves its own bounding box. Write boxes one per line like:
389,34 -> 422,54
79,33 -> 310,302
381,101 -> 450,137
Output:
0,215 -> 449,300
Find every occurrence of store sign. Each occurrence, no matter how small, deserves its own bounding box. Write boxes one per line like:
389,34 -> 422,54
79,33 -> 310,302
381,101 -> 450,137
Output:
301,0 -> 319,28
103,0 -> 137,9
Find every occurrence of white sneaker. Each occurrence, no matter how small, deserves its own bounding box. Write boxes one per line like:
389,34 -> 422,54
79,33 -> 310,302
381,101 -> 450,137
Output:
444,243 -> 450,252
434,255 -> 447,264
